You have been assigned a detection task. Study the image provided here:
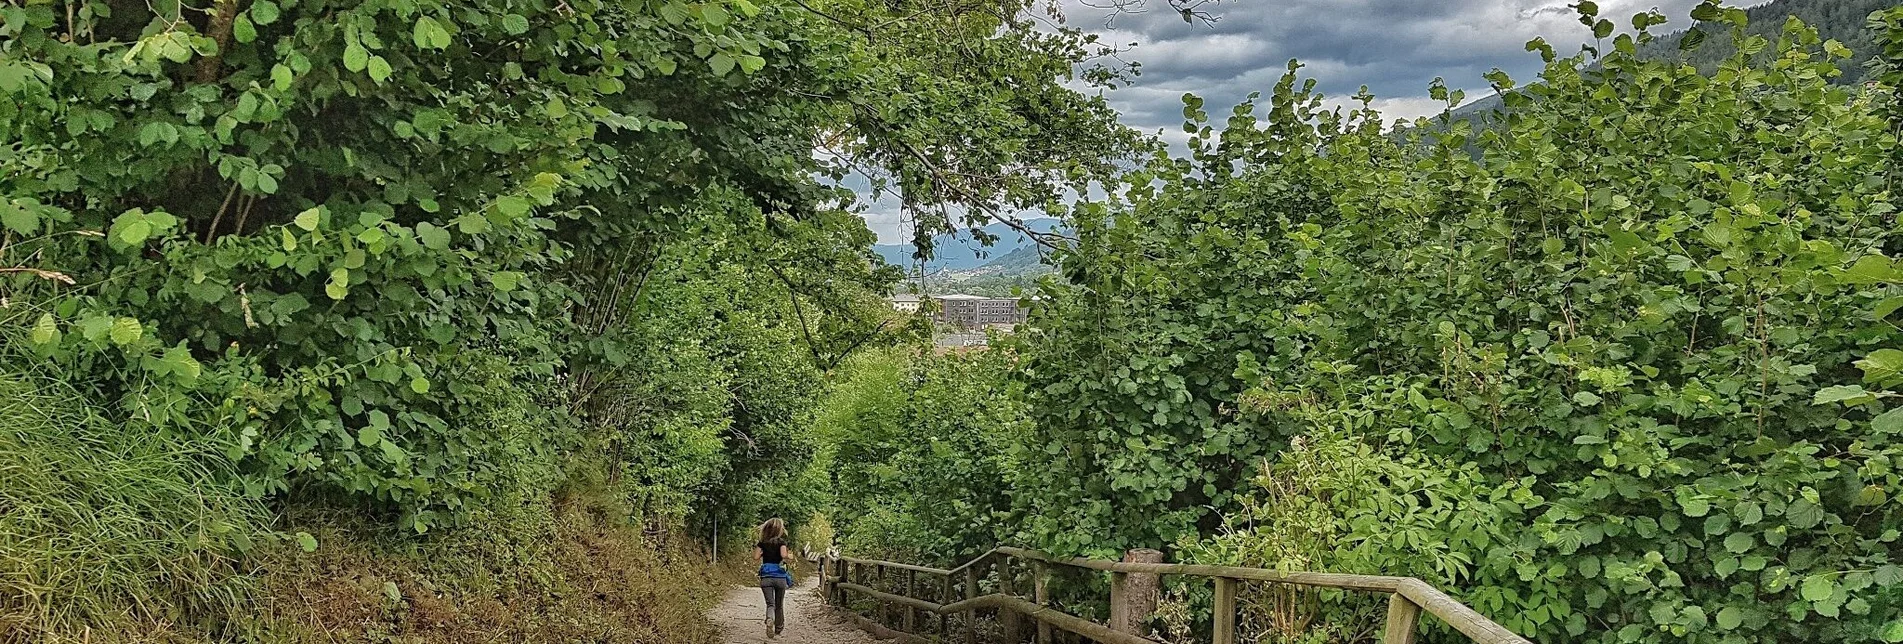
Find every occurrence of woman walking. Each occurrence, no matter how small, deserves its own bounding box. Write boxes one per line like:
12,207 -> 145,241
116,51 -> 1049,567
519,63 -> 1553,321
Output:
755,518 -> 794,638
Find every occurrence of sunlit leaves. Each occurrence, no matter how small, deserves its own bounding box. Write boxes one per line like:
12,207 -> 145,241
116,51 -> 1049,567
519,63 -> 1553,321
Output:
343,42 -> 369,72
105,208 -> 177,251
412,16 -> 452,50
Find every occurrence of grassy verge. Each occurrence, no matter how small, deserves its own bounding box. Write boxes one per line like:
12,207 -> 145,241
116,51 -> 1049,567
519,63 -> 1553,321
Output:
241,491 -> 724,644
0,371 -> 726,643
0,375 -> 262,642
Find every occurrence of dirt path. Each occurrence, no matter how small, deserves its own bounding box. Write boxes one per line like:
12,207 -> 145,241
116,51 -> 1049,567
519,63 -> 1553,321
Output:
711,576 -> 885,644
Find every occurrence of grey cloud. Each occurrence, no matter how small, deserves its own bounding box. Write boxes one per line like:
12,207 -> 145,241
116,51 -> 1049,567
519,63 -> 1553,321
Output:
1075,0 -> 1735,130
854,0 -> 1767,232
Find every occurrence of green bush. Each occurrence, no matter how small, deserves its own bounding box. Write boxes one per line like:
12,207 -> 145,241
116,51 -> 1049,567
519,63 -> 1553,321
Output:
820,348 -> 1031,565
1016,4 -> 1903,642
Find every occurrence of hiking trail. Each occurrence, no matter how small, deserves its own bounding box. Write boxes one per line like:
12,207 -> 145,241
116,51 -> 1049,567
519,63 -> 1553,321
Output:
712,575 -> 883,644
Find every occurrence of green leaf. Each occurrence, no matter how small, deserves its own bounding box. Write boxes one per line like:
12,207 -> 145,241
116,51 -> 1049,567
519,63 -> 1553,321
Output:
115,219 -> 151,247
1716,606 -> 1742,630
1814,385 -> 1876,406
1875,297 -> 1903,320
1858,349 -> 1903,384
501,13 -> 529,35
250,0 -> 279,24
271,64 -> 294,90
1873,407 -> 1903,435
109,317 -> 143,346
1882,620 -> 1903,643
343,43 -> 369,72
709,52 -> 735,76
1681,497 -> 1710,517
367,55 -> 392,83
416,222 -> 450,250
295,532 -> 317,552
357,423 -> 382,447
413,16 -> 451,49
494,195 -> 531,218
491,271 -> 523,292
326,268 -> 350,300
738,54 -> 766,74
701,4 -> 730,27
294,208 -> 321,230
1843,255 -> 1899,285
382,581 -> 402,603
1800,575 -> 1836,602
1723,531 -> 1752,553
1,199 -> 39,234
29,313 -> 59,345
233,14 -> 256,43
410,377 -> 431,394
1786,499 -> 1826,529
1572,390 -> 1601,406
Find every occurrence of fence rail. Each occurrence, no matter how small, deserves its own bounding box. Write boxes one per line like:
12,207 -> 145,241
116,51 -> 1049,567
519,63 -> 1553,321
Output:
819,547 -> 1531,644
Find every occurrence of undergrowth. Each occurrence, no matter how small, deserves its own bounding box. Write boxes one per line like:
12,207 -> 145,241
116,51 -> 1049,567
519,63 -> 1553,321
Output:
0,369 -> 725,643
0,374 -> 263,642
242,487 -> 725,644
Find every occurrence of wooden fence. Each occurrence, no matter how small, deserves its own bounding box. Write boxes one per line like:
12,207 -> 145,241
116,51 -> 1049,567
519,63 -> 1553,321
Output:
819,546 -> 1530,644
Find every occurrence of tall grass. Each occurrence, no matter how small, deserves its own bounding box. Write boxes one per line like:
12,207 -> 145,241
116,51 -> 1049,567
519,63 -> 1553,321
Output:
0,374 -> 264,641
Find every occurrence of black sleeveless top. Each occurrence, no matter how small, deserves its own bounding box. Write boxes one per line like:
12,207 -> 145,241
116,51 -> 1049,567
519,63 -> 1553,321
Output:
759,539 -> 785,564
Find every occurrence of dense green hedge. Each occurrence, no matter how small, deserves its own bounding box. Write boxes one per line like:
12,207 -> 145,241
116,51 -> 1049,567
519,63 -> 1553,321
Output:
1006,4 -> 1903,643
0,0 -> 1127,633
817,348 -> 1030,565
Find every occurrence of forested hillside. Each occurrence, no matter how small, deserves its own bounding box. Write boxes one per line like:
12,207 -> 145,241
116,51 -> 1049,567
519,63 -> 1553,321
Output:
1453,0 -> 1901,119
0,0 -> 1134,636
818,3 -> 1903,644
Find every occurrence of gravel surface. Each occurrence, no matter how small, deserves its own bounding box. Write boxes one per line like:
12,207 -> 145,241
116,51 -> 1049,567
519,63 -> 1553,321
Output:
712,576 -> 885,644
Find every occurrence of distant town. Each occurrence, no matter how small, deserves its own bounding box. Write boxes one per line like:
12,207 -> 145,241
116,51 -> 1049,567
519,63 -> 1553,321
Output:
888,293 -> 1030,349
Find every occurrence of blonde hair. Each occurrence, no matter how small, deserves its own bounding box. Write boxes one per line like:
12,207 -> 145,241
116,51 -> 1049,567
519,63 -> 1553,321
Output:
759,518 -> 786,543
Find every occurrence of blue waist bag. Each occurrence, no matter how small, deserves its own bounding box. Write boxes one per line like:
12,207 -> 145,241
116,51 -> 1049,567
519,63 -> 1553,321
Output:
759,562 -> 795,585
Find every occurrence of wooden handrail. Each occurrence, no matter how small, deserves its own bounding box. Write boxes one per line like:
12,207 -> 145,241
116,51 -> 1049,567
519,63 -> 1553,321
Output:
821,546 -> 1533,644
997,547 -> 1409,593
837,556 -> 955,576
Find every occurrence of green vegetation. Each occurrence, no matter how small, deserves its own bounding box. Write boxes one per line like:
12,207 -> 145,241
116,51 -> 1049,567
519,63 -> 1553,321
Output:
8,0 -> 1903,640
1454,0 -> 1902,120
817,349 -> 1030,563
820,3 -> 1903,644
0,0 -> 1126,634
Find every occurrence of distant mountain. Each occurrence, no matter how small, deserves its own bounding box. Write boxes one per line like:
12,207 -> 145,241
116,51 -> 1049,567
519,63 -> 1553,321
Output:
873,218 -> 1067,272
1450,0 -> 1899,121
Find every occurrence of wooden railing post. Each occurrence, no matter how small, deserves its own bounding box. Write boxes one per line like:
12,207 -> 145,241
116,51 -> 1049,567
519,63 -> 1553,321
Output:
1032,561 -> 1051,644
820,556 -> 831,605
965,560 -> 981,644
999,556 -> 1021,643
904,568 -> 917,632
1383,591 -> 1423,644
941,573 -> 955,639
1212,577 -> 1238,644
1109,549 -> 1163,636
877,564 -> 889,626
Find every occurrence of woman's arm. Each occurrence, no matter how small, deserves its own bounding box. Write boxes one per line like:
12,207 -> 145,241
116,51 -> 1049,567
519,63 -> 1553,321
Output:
780,545 -> 790,562
754,546 -> 762,563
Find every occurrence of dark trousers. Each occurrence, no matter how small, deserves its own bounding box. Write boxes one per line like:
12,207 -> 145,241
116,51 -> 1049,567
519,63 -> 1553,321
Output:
760,577 -> 789,632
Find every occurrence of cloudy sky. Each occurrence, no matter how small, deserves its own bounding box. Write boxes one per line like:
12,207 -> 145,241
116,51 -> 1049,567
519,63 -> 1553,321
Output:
857,0 -> 1744,244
